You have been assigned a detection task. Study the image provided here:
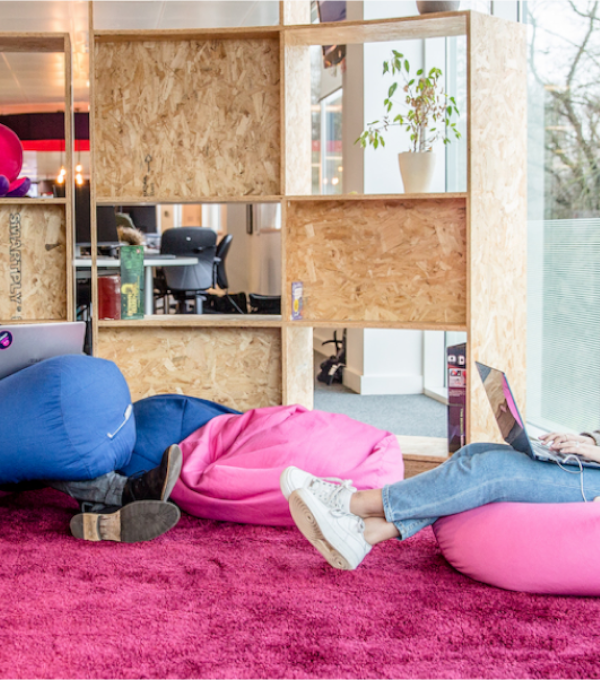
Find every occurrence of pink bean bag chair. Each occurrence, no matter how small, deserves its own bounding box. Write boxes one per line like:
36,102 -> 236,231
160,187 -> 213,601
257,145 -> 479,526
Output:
171,404 -> 404,526
433,502 -> 600,595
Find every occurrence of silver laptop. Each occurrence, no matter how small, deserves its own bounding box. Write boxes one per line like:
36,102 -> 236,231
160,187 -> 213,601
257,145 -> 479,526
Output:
0,322 -> 86,380
476,361 -> 600,469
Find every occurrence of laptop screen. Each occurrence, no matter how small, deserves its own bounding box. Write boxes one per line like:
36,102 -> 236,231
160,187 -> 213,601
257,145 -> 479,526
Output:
476,362 -> 525,447
0,322 -> 86,380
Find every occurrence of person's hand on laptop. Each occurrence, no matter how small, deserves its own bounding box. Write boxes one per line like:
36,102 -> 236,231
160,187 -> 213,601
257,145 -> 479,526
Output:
539,432 -> 600,463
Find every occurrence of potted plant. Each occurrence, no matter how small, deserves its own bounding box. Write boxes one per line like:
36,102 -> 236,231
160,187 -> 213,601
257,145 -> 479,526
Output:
356,51 -> 461,193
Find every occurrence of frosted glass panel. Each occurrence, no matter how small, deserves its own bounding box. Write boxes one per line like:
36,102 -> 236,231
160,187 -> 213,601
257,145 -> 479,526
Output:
528,219 -> 600,432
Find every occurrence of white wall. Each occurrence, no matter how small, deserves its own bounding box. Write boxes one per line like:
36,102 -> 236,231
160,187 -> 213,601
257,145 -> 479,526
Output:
343,328 -> 424,394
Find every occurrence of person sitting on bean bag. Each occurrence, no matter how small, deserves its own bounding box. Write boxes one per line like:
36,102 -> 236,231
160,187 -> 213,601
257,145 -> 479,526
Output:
280,430 -> 600,572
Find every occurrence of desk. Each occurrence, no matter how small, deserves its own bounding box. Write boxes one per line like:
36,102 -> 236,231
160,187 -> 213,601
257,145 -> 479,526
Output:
75,256 -> 199,315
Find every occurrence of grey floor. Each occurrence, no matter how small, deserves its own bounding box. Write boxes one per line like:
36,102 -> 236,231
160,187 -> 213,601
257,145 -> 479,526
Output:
313,353 -> 447,437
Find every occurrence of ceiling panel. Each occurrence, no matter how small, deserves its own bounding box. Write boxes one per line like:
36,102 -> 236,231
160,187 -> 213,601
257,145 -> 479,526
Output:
0,51 -> 67,112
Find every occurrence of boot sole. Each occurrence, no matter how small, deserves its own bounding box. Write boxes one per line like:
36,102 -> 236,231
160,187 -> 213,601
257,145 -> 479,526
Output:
70,500 -> 181,543
161,444 -> 183,502
289,491 -> 353,570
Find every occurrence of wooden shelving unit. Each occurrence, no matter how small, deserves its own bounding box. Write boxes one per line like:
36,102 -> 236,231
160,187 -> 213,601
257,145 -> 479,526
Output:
86,5 -> 527,448
0,33 -> 74,325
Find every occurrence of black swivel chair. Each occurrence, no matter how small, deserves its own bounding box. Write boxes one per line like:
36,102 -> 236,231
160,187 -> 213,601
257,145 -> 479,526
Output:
160,227 -> 217,314
212,234 -> 246,314
213,234 -> 233,290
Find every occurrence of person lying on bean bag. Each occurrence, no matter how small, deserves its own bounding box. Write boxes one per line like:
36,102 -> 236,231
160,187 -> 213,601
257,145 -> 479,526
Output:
0,355 -> 182,543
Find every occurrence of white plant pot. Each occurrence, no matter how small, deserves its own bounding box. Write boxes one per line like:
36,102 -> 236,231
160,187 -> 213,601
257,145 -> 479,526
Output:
417,1 -> 460,14
398,152 -> 436,194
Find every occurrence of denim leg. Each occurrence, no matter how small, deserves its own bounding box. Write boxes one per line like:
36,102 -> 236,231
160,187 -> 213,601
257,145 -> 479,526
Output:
48,472 -> 127,508
383,442 -> 600,540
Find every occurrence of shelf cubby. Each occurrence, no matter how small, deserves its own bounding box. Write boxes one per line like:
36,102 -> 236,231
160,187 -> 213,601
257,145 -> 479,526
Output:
0,32 -> 73,325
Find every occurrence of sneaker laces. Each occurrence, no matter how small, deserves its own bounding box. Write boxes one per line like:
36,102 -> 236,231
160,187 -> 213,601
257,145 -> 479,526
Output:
307,476 -> 356,516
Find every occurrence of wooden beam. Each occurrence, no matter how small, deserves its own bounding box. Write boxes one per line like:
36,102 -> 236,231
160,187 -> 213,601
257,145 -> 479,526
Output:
0,33 -> 68,53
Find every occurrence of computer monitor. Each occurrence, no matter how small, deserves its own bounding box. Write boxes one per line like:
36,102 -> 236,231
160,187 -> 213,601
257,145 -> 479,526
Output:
121,205 -> 157,233
75,183 -> 120,246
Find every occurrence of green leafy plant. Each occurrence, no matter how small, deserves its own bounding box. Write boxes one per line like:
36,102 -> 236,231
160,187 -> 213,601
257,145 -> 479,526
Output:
356,50 -> 461,153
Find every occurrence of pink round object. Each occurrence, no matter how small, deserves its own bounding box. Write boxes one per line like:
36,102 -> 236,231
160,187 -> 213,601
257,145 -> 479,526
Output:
434,502 -> 600,595
0,175 -> 9,197
0,124 -> 23,182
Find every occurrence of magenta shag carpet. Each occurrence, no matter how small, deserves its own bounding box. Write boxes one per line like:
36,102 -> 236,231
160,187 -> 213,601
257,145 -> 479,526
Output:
0,488 -> 599,679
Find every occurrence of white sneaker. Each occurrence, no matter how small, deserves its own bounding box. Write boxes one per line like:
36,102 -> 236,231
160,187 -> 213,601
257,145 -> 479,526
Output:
289,487 -> 372,570
280,466 -> 356,515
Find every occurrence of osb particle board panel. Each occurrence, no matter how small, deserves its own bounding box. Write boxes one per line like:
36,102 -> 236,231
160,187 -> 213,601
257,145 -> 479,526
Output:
95,38 -> 281,200
0,204 -> 66,321
285,198 -> 467,324
97,327 -> 282,410
283,43 -> 312,195
467,13 -> 527,442
282,325 -> 313,408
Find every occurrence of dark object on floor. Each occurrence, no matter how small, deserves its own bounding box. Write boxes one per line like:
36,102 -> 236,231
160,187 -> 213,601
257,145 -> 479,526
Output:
204,292 -> 248,314
0,480 -> 48,494
121,444 -> 182,505
70,499 -> 181,542
249,294 -> 281,315
317,329 -> 346,385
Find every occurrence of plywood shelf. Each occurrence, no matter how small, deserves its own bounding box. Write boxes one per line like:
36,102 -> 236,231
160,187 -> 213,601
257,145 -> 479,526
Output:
99,315 -> 282,328
286,320 -> 468,331
93,193 -> 467,206
0,198 -> 67,205
284,12 -> 468,46
96,196 -> 283,206
286,193 -> 468,202
94,26 -> 282,44
0,32 -> 69,53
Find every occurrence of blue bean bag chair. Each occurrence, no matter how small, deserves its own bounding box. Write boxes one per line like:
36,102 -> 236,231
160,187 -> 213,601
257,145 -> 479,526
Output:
0,355 -> 135,483
120,394 -> 239,477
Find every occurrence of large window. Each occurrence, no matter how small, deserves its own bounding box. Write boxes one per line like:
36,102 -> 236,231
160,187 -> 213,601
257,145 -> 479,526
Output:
526,0 -> 600,433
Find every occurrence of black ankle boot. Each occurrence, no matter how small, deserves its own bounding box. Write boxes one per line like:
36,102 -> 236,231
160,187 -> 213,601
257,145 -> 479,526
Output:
121,444 -> 183,506
70,501 -> 181,543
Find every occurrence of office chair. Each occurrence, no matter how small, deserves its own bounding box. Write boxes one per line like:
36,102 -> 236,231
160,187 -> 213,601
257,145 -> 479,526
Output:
160,227 -> 217,314
210,234 -> 245,314
214,234 -> 233,290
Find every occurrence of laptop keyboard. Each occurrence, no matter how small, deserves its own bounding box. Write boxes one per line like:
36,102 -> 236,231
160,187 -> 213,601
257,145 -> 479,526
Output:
530,439 -> 600,468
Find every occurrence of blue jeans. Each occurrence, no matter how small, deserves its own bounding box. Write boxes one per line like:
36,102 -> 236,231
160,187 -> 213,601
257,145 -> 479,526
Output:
382,442 -> 600,540
49,472 -> 127,511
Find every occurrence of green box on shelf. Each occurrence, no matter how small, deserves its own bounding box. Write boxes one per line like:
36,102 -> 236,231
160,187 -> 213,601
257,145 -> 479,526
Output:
120,245 -> 144,319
